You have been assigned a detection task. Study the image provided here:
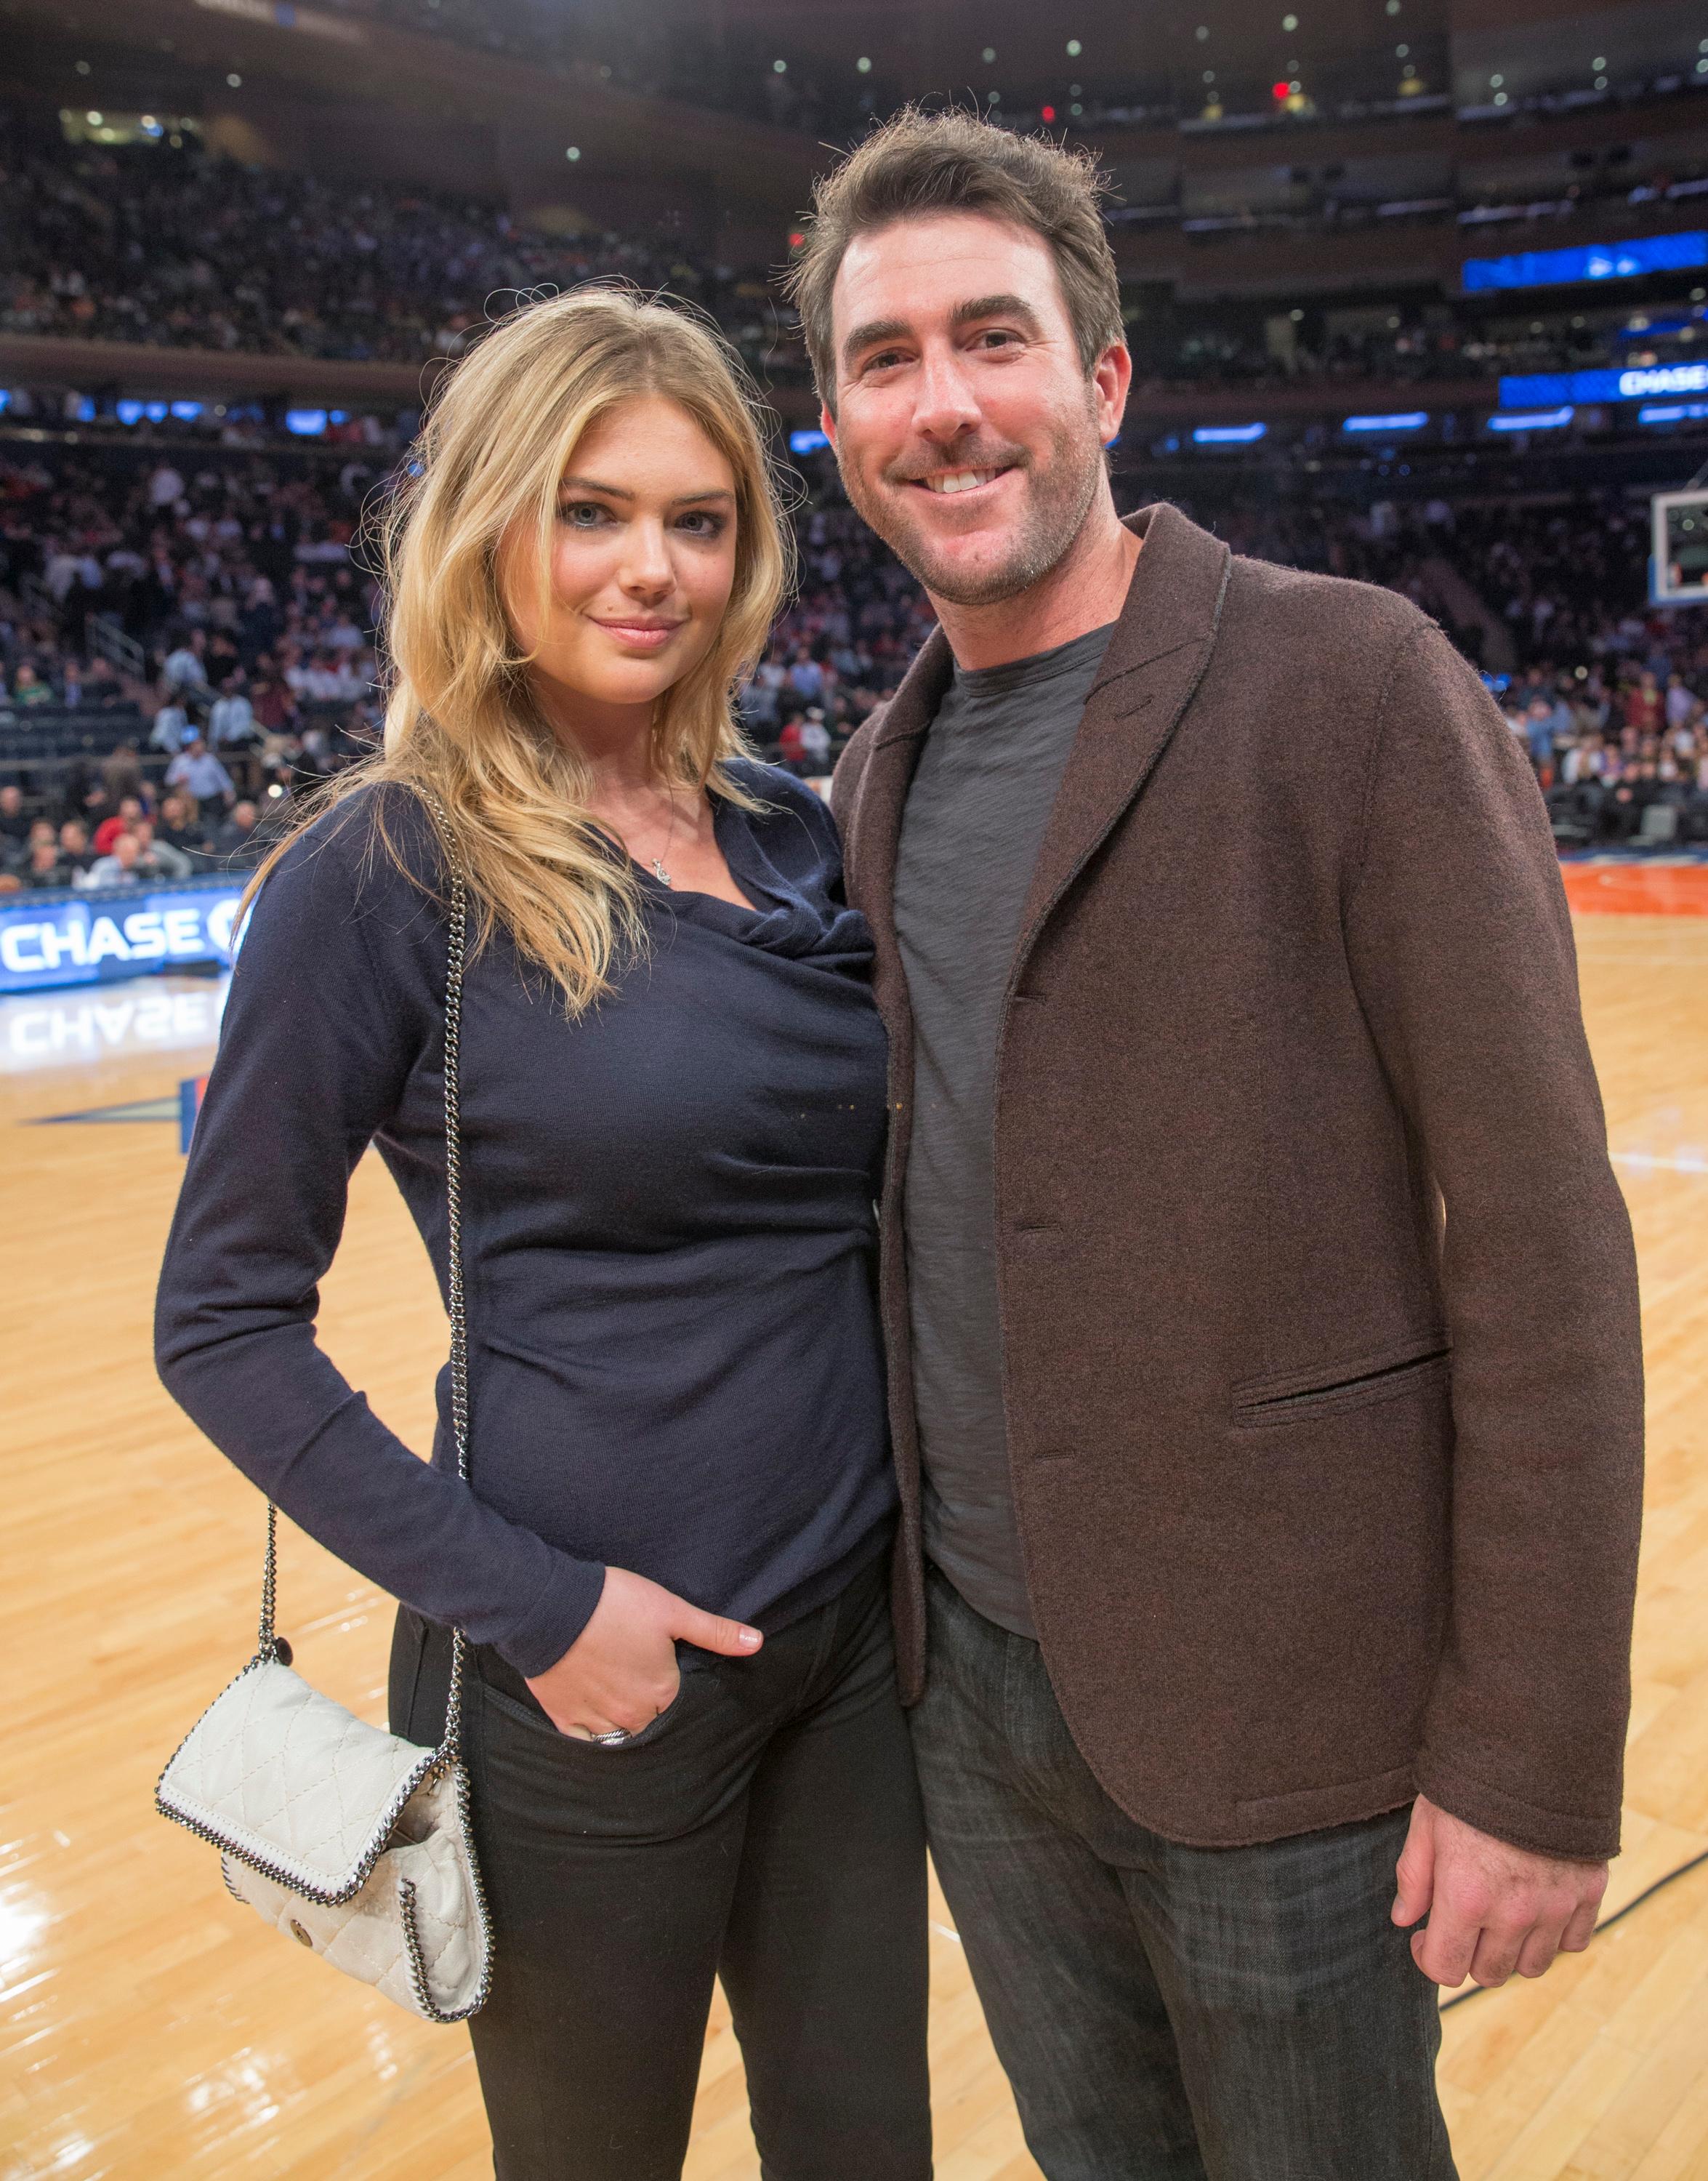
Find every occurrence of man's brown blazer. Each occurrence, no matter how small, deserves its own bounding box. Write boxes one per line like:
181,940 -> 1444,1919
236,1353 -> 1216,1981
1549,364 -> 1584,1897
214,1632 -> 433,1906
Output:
831,500 -> 1643,1861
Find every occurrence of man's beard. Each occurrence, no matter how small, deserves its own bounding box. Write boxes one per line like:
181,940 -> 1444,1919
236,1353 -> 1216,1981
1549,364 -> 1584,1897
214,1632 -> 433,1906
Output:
839,401 -> 1106,608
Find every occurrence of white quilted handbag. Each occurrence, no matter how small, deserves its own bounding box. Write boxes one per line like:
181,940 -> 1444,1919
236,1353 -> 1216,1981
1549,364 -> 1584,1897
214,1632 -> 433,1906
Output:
157,817 -> 493,2023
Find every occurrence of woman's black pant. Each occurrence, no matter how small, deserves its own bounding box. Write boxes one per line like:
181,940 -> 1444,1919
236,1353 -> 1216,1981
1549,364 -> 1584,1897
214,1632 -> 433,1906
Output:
390,1552 -> 932,2180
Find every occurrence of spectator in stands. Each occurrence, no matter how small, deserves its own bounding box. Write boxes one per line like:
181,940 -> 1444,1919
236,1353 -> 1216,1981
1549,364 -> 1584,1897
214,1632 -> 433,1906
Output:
0,782 -> 27,847
8,661 -> 52,707
93,795 -> 147,857
161,629 -> 210,699
60,659 -> 84,709
156,793 -> 208,860
83,656 -> 130,710
2,817 -> 55,877
212,799 -> 265,867
100,743 -> 145,806
131,817 -> 193,880
20,833 -> 73,889
798,707 -> 832,772
83,830 -> 145,888
150,697 -> 192,753
56,818 -> 93,875
1624,669 -> 1663,737
147,461 -> 185,512
208,674 -> 256,751
1523,696 -> 1558,784
164,736 -> 235,808
249,665 -> 296,739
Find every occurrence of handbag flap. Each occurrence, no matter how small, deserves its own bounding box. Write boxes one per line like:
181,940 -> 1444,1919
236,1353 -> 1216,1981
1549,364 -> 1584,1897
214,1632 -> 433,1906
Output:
157,1660 -> 438,1903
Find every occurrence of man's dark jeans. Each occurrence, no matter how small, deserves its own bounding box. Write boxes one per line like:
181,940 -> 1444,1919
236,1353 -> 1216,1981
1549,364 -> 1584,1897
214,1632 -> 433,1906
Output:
911,1566 -> 1458,2181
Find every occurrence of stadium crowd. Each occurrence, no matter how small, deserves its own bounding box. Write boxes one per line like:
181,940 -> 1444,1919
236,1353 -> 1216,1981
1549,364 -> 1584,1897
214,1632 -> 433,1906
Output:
0,119 -> 791,377
4,409 -> 1708,898
7,112 -> 1708,397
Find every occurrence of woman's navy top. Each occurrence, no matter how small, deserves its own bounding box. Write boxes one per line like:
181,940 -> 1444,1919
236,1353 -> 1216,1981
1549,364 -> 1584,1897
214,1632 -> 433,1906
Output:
155,766 -> 895,1678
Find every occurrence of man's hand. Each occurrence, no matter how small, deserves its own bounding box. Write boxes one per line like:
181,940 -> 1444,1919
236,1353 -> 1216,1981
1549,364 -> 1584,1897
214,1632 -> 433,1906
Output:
524,1567 -> 762,1741
1393,1794 -> 1608,1988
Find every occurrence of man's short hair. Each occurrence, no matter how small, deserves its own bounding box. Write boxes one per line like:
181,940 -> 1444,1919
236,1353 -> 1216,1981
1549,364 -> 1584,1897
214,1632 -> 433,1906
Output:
786,105 -> 1124,412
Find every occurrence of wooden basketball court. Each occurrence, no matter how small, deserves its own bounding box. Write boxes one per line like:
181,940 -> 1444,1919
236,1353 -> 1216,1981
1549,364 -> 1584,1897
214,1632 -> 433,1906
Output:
5,882 -> 1708,2180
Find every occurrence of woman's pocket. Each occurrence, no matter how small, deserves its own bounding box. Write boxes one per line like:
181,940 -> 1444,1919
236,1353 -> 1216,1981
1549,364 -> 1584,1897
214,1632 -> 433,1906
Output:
476,1663 -> 695,1752
468,1652 -> 757,1844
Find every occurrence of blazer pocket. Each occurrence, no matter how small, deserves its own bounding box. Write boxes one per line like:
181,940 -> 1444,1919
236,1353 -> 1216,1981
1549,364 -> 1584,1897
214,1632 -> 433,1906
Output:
1229,1342 -> 1451,1429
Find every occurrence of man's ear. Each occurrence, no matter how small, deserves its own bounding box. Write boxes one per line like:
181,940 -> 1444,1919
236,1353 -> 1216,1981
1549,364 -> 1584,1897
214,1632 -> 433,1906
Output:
820,400 -> 838,452
1092,342 -> 1132,449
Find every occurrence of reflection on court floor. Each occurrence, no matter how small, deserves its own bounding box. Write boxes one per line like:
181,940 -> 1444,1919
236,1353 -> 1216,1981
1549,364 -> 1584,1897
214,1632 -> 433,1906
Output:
0,973 -> 228,1075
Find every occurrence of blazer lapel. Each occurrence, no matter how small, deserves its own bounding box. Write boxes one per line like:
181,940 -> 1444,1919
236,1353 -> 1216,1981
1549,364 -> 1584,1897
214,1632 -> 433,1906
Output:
1010,503 -> 1230,984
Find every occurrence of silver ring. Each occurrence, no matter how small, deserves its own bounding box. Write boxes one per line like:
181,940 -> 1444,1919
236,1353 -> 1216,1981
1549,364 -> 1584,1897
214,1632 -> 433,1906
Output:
588,1727 -> 632,1746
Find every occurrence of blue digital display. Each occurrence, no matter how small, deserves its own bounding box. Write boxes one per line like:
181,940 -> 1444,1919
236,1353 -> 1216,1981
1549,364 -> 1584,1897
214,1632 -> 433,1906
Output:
1486,406 -> 1574,433
1192,422 -> 1266,444
788,428 -> 829,454
1464,231 -> 1708,293
1342,411 -> 1429,433
0,882 -> 246,994
1500,363 -> 1708,408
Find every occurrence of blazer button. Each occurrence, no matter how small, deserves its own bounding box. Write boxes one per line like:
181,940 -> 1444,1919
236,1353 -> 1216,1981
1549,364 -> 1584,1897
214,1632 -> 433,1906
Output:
289,1919 -> 313,1948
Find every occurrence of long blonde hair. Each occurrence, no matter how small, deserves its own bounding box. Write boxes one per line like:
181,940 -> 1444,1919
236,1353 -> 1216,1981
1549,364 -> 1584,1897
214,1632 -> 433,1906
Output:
249,285 -> 794,1012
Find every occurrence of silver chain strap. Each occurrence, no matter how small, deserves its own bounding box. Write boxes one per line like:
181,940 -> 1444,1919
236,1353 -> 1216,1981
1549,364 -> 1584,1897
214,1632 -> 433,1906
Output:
257,787 -> 473,1767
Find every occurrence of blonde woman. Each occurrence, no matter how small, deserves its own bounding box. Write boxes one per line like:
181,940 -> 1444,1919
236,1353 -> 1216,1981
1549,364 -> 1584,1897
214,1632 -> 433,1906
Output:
155,290 -> 930,2178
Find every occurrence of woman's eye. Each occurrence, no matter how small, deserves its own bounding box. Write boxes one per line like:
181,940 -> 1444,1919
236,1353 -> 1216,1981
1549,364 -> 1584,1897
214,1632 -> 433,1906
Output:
559,501 -> 608,528
677,511 -> 727,539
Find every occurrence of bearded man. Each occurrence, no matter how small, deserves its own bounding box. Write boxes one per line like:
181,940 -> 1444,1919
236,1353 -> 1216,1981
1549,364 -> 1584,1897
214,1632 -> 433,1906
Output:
787,108 -> 1643,2181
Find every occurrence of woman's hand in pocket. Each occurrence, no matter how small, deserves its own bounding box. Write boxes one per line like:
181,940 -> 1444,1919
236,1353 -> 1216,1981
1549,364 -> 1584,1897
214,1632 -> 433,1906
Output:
525,1568 -> 763,1740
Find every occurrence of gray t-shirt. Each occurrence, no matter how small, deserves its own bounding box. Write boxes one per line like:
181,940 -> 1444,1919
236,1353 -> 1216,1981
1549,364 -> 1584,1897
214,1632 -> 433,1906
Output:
893,622 -> 1115,1638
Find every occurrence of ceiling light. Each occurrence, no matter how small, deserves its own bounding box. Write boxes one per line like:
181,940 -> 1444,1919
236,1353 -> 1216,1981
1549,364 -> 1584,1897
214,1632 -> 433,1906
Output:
1066,39 -> 1083,57
227,71 -> 241,86
1490,73 -> 1503,87
1283,12 -> 1298,28
1592,55 -> 1606,69
772,58 -> 786,73
856,56 -> 871,73
565,146 -> 580,160
982,46 -> 996,62
1196,24 -> 1209,39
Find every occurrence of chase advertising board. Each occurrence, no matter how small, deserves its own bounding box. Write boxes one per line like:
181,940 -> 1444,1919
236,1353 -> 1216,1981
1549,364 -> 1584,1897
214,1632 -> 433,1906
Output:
0,880 -> 246,993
